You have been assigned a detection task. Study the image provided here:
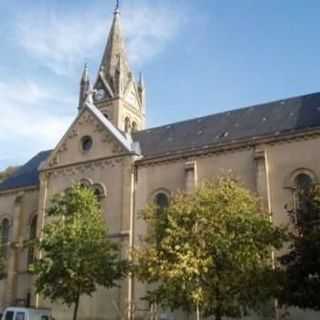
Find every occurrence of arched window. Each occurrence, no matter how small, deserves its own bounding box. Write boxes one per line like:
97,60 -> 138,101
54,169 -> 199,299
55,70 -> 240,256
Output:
292,173 -> 315,227
155,193 -> 169,210
1,219 -> 10,258
28,216 -> 37,265
124,117 -> 131,133
92,183 -> 106,201
132,122 -> 138,133
295,173 -> 313,210
30,216 -> 37,240
154,192 -> 170,246
79,178 -> 92,189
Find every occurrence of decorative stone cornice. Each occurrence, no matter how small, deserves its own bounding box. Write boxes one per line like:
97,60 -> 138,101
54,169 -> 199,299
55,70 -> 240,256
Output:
41,154 -> 132,179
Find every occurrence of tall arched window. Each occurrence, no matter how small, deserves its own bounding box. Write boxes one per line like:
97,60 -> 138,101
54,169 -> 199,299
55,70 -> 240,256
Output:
125,117 -> 131,133
1,219 -> 10,258
292,173 -> 314,228
295,173 -> 313,210
155,193 -> 169,210
154,192 -> 170,246
28,216 -> 37,265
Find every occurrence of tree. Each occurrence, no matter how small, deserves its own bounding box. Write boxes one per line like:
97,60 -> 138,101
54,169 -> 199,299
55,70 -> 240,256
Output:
135,177 -> 286,320
30,185 -> 128,320
0,166 -> 19,182
279,183 -> 320,311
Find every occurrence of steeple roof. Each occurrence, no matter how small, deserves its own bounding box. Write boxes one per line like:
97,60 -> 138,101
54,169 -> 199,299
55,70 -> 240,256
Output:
97,6 -> 132,95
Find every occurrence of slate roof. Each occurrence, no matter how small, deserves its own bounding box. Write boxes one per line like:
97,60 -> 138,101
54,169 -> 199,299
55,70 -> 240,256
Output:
133,92 -> 320,158
1,91 -> 320,192
0,150 -> 51,192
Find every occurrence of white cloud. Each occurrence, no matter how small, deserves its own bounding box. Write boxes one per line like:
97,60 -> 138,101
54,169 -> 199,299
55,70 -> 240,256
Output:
16,11 -> 106,76
15,4 -> 185,76
0,80 -> 74,167
123,5 -> 184,66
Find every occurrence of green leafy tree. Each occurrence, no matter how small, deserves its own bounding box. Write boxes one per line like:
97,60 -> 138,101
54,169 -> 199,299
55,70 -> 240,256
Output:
135,177 -> 286,320
30,185 -> 128,320
279,183 -> 320,311
0,166 -> 19,182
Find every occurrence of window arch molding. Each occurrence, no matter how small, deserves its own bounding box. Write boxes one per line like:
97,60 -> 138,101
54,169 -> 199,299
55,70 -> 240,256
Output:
77,179 -> 107,200
0,214 -> 11,225
28,210 -> 38,226
79,178 -> 94,188
284,168 -> 318,190
92,183 -> 107,200
149,188 -> 171,205
0,214 -> 12,236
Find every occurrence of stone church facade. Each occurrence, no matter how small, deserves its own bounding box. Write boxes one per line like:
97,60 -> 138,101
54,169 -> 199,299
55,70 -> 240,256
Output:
0,5 -> 320,320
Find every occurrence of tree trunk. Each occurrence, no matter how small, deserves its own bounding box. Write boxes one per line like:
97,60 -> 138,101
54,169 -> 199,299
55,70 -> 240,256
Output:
215,304 -> 222,320
73,291 -> 81,320
196,303 -> 200,320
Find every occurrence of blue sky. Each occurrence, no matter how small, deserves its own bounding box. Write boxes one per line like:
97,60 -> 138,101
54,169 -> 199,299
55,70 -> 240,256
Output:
1,0 -> 320,169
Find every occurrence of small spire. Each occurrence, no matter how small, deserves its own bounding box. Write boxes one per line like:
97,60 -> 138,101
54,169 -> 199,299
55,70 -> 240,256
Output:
79,63 -> 91,110
114,0 -> 120,15
138,72 -> 144,88
81,63 -> 89,83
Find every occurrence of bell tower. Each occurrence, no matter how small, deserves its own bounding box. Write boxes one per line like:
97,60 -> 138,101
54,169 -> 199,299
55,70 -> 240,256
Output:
91,2 -> 146,133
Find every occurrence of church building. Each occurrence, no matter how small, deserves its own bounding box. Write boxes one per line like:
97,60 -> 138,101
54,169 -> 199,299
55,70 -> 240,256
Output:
0,3 -> 320,320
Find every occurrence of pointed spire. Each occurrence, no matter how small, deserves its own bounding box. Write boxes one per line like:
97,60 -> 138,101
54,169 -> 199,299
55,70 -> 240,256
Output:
81,63 -> 89,84
79,63 -> 91,110
138,72 -> 146,112
138,72 -> 144,89
97,2 -> 131,95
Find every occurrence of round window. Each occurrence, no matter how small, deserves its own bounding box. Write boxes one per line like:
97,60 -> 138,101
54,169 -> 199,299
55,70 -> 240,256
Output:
81,136 -> 93,152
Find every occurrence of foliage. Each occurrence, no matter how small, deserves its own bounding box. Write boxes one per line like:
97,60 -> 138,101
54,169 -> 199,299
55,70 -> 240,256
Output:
30,185 -> 128,320
135,177 -> 286,320
0,166 -> 19,182
279,184 -> 320,310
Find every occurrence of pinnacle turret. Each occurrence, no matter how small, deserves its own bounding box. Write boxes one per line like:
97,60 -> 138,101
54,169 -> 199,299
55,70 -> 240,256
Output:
79,63 -> 91,110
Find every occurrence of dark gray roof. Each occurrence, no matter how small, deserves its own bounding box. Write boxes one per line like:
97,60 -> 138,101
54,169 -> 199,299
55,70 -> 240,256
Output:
0,150 -> 51,192
1,92 -> 320,192
133,92 -> 320,158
